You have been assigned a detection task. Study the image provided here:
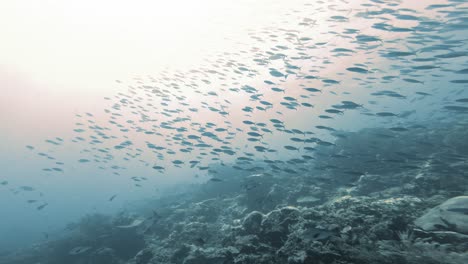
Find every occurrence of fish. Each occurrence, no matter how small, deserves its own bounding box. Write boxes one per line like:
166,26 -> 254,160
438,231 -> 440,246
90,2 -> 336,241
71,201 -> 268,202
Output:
403,78 -> 424,84
444,106 -> 468,112
335,101 -> 362,109
322,79 -> 340,84
316,125 -> 335,131
117,218 -> 145,228
69,246 -> 92,255
209,177 -> 223,182
20,186 -> 35,191
247,132 -> 263,138
284,145 -> 300,151
316,140 -> 334,146
271,87 -> 285,92
376,112 -> 398,117
270,119 -> 283,124
269,69 -> 287,78
450,80 -> 468,84
455,68 -> 468,74
109,194 -> 117,201
325,109 -> 344,115
355,34 -> 381,43
37,203 -> 48,210
384,51 -> 415,57
371,90 -> 406,99
346,67 -> 369,73
152,165 -> 165,170
435,51 -> 467,59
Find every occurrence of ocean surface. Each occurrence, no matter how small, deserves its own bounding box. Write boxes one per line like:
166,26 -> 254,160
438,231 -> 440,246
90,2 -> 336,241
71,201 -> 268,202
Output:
1,0 -> 467,263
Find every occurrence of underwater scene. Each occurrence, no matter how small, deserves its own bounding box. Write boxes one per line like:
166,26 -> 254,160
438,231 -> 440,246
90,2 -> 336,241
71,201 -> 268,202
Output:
1,0 -> 468,263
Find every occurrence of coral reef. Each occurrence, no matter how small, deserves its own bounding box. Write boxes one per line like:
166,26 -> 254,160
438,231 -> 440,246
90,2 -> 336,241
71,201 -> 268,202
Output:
2,124 -> 467,264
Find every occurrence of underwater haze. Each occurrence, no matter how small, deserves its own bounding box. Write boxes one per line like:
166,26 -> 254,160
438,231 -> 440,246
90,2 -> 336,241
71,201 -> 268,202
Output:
1,0 -> 468,263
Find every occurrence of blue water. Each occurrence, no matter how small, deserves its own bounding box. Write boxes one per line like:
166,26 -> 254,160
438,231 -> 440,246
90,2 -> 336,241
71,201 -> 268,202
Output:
0,0 -> 467,263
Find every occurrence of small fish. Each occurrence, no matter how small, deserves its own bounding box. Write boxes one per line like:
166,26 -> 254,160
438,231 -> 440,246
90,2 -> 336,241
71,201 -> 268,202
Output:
322,79 -> 340,84
270,119 -> 283,124
403,78 -> 424,84
152,165 -> 165,170
356,34 -> 381,43
37,203 -> 48,210
444,106 -> 468,112
269,69 -> 287,78
69,246 -> 92,255
209,177 -> 223,182
435,51 -> 467,59
412,65 -> 439,70
376,112 -> 398,117
284,145 -> 299,151
415,92 -> 431,96
346,67 -> 369,73
384,51 -> 415,57
455,68 -> 468,74
325,109 -> 344,115
331,48 -> 353,53
450,79 -> 468,84
20,186 -> 35,191
117,219 -> 145,228
271,87 -> 285,92
247,132 -> 263,138
109,194 -> 117,201
316,125 -> 335,131
316,140 -> 334,146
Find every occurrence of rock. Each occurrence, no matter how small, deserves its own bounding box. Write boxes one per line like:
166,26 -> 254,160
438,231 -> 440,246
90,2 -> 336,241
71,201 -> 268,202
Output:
261,206 -> 301,248
300,227 -> 334,242
234,235 -> 261,254
182,247 -> 230,264
170,244 -> 191,263
286,250 -> 307,264
414,196 -> 468,234
242,211 -> 263,234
